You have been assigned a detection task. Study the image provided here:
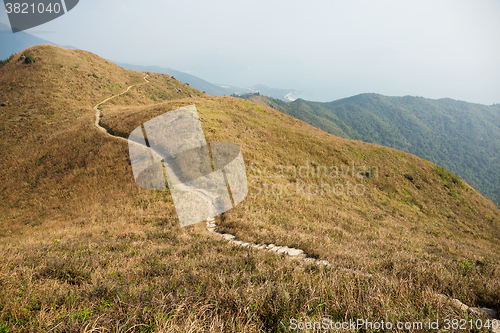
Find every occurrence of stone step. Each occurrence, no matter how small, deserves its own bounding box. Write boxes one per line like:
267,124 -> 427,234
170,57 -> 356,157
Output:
221,233 -> 235,240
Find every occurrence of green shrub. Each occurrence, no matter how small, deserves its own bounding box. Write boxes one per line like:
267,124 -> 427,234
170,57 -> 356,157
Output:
1,102 -> 7,107
404,174 -> 414,182
435,166 -> 464,188
25,55 -> 36,64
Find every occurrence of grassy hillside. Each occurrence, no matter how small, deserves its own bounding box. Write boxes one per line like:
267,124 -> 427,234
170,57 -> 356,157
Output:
241,93 -> 500,207
0,45 -> 499,332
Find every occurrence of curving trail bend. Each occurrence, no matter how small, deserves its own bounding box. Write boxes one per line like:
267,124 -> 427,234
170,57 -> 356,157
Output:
94,74 -> 150,136
92,73 -> 499,325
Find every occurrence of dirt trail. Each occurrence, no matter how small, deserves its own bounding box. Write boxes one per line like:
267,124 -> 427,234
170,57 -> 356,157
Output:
93,74 -> 499,328
93,74 -> 220,217
93,74 -> 150,136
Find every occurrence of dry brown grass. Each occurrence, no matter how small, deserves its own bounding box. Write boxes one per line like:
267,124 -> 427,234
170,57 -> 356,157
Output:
0,45 -> 499,332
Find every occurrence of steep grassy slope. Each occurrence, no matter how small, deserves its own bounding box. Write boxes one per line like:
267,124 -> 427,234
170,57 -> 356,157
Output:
0,45 -> 499,332
0,45 -> 203,229
103,95 -> 500,314
241,93 -> 500,207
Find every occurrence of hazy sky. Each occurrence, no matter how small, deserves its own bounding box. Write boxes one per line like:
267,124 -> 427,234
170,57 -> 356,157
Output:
1,0 -> 500,104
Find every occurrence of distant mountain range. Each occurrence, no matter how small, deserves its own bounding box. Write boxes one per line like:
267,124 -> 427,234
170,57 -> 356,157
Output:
242,93 -> 500,206
115,62 -> 299,101
0,22 -> 77,59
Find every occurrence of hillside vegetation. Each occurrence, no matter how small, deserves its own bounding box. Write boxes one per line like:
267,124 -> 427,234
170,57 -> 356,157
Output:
241,93 -> 500,207
0,45 -> 499,332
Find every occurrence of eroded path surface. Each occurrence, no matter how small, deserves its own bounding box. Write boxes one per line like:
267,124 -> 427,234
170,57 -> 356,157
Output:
93,74 -> 499,328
